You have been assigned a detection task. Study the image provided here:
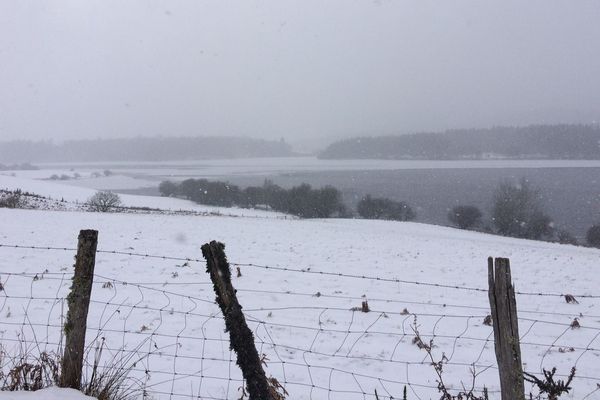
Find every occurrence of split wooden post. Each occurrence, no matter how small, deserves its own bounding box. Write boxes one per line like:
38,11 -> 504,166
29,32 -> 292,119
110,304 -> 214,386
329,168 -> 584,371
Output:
488,257 -> 525,400
202,241 -> 273,400
60,229 -> 98,389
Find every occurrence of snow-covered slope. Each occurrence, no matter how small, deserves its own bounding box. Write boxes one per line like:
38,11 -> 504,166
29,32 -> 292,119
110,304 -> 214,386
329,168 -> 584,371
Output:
0,388 -> 96,400
0,174 -> 288,218
0,177 -> 598,399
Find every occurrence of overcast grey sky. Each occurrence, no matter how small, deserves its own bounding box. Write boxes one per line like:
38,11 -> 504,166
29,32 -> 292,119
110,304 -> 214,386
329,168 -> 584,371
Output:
1,0 -> 599,146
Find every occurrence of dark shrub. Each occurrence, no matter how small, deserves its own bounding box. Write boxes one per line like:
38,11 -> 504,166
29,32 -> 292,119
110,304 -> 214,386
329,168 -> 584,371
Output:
178,179 -> 199,200
587,225 -> 600,248
174,179 -> 240,207
158,180 -> 178,197
158,178 -> 347,218
239,186 -> 266,208
357,195 -> 415,221
279,183 -> 345,218
0,189 -> 25,209
556,230 -> 578,246
448,205 -> 482,229
314,185 -> 347,218
492,179 -> 553,240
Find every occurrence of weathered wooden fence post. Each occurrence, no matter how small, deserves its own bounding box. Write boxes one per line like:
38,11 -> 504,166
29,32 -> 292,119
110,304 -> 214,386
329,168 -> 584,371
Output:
488,257 -> 525,400
60,229 -> 98,389
202,241 -> 274,400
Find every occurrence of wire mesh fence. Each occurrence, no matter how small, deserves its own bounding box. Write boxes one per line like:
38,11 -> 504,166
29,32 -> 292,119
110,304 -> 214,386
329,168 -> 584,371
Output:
0,242 -> 598,399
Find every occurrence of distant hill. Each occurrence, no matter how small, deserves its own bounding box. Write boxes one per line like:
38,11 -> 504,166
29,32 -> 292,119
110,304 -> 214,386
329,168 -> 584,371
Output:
0,136 -> 294,163
319,124 -> 600,160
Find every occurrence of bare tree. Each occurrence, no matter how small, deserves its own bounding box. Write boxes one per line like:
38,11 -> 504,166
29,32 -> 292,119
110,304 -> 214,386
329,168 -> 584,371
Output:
87,191 -> 122,212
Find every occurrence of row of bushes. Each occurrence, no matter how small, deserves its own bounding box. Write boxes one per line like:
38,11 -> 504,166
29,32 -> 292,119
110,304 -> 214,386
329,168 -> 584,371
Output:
159,179 -> 418,221
0,189 -> 49,209
160,177 -> 600,248
160,179 -> 348,218
357,195 -> 415,221
446,179 -> 600,247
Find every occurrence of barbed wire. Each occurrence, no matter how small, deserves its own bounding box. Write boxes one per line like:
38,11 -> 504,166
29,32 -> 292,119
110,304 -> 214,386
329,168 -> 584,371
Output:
0,243 -> 599,398
2,242 -> 599,299
2,268 -> 598,323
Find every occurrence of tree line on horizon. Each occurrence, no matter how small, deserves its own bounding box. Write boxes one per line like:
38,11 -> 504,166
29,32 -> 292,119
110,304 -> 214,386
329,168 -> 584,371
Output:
319,124 -> 600,160
0,136 -> 294,164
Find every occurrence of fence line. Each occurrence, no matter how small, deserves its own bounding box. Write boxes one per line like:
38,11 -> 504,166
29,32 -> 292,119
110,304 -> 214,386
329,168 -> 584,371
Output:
2,269 -> 598,320
0,240 -> 599,399
1,242 -> 598,299
0,188 -> 296,221
3,271 -> 598,331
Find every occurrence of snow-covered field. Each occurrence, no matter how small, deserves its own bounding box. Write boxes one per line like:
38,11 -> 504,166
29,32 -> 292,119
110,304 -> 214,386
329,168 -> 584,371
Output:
0,175 -> 599,399
0,388 -> 95,400
0,174 -> 288,218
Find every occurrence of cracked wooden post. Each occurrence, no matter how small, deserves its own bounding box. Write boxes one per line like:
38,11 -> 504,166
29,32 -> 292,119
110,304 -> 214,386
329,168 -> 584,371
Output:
202,241 -> 273,400
60,229 -> 98,389
488,257 -> 525,400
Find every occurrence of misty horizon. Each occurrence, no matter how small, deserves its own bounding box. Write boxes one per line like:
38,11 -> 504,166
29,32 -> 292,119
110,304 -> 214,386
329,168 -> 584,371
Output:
1,121 -> 599,151
1,3 -> 600,397
1,1 -> 600,145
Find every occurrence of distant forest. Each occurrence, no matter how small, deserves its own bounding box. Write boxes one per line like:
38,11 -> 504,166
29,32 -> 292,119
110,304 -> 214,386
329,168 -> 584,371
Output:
0,136 -> 294,163
319,124 -> 600,160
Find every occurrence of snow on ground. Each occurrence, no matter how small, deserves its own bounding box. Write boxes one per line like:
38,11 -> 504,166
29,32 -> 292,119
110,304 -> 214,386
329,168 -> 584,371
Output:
59,175 -> 158,191
0,169 -> 90,180
0,174 -> 288,218
0,168 -> 158,190
0,388 -> 96,400
0,177 -> 598,399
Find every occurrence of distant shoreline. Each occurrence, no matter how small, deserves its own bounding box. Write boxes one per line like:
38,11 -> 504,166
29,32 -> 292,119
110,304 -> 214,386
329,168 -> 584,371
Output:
319,124 -> 600,161
32,156 -> 600,172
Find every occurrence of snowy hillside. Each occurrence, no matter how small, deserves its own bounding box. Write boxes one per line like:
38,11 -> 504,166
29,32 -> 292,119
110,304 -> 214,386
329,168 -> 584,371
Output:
0,388 -> 96,400
0,174 -> 289,218
0,176 -> 598,399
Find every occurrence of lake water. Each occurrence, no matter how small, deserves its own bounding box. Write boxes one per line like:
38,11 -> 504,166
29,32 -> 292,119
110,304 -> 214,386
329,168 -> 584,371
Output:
42,157 -> 600,241
225,167 -> 599,241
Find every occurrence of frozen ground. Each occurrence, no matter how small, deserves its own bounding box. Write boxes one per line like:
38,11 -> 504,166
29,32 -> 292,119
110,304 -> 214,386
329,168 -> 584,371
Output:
0,176 -> 598,399
0,388 -> 95,400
